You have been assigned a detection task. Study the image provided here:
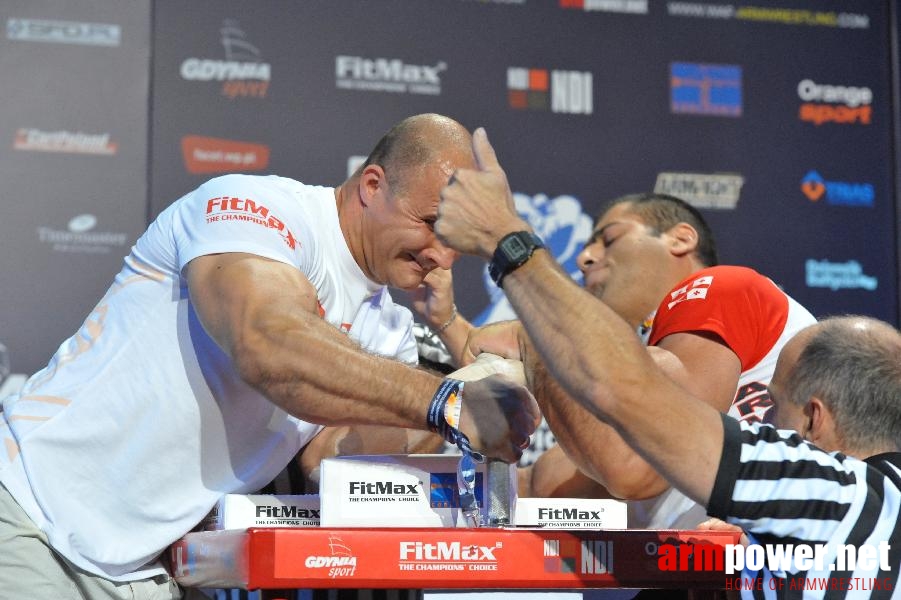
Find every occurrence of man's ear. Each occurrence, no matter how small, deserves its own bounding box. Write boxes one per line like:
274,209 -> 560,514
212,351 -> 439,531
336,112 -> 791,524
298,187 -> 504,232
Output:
358,164 -> 386,207
666,222 -> 699,257
805,396 -> 840,450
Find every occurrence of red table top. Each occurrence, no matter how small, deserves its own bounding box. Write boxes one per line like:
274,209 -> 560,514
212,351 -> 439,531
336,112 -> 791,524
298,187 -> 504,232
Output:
169,527 -> 741,590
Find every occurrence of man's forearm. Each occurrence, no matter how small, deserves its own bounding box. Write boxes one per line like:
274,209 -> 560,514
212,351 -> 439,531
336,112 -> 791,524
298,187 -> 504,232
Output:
528,352 -> 671,499
241,312 -> 440,429
500,250 -> 722,506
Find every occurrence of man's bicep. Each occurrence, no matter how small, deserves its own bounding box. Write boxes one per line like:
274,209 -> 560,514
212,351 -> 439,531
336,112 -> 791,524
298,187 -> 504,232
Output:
651,331 -> 742,412
184,252 -> 320,356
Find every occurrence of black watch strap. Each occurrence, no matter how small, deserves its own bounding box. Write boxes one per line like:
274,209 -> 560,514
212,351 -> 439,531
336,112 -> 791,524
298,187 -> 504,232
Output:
488,231 -> 545,288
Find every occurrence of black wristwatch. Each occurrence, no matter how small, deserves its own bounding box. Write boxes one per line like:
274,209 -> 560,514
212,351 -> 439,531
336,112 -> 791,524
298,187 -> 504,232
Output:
488,231 -> 545,288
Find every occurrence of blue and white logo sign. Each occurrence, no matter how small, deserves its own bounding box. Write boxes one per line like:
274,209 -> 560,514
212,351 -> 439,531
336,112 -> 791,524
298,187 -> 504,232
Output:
473,192 -> 593,325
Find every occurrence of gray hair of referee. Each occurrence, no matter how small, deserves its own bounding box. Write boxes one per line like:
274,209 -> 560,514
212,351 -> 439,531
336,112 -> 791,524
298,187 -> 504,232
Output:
783,315 -> 901,455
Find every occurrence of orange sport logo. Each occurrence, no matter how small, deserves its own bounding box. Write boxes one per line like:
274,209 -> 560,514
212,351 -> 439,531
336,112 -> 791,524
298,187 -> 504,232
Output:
797,79 -> 872,126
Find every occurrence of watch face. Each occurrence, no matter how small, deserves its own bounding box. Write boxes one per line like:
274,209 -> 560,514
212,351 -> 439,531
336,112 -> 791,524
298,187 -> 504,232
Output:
501,234 -> 530,261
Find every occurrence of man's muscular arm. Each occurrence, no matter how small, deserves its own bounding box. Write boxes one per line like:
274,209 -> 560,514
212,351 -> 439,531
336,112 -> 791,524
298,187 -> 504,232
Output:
467,315 -> 741,499
527,331 -> 740,499
436,129 -> 729,506
185,252 -> 538,462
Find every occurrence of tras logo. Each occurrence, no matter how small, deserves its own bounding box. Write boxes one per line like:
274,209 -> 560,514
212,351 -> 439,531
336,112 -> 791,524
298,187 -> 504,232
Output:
473,192 -> 592,326
800,171 -> 873,207
798,79 -> 872,126
507,67 -> 593,115
670,62 -> 742,117
180,19 -> 269,99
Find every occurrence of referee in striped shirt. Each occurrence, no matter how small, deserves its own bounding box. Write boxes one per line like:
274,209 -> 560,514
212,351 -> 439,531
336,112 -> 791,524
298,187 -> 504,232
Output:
434,127 -> 901,598
705,315 -> 901,597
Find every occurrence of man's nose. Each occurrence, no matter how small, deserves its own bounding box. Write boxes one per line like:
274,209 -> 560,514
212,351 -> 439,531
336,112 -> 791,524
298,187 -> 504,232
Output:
577,242 -> 601,273
425,241 -> 458,270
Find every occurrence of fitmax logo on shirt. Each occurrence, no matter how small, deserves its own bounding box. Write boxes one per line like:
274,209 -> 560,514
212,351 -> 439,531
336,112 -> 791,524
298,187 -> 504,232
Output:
204,196 -> 297,249
800,171 -> 874,207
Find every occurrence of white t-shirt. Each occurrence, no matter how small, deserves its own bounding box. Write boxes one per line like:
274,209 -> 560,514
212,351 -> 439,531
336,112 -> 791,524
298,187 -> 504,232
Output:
0,174 -> 417,580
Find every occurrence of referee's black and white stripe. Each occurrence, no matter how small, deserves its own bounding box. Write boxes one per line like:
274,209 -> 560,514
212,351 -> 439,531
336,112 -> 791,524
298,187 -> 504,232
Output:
708,414 -> 901,599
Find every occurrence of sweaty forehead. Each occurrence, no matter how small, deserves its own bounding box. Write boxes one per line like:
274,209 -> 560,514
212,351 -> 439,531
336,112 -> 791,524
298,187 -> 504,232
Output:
439,147 -> 476,175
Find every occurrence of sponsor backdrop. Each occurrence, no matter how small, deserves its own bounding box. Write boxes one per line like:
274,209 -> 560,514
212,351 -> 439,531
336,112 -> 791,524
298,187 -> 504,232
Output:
1,1 -> 151,375
2,2 -> 899,392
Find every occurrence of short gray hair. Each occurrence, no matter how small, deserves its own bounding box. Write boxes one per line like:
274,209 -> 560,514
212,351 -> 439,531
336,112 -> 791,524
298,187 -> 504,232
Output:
784,315 -> 901,453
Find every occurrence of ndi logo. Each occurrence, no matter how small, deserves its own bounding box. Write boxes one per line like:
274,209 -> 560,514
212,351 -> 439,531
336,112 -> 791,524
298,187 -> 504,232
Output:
507,68 -> 593,114
670,62 -> 742,117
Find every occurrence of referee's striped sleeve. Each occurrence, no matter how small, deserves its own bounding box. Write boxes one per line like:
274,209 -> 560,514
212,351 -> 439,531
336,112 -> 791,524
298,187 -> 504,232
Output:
707,412 -> 743,520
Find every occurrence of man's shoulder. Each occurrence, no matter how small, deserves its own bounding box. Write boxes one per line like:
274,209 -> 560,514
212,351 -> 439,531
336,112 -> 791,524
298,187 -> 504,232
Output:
691,264 -> 765,282
685,265 -> 783,296
193,174 -> 335,216
662,265 -> 774,302
199,173 -> 308,193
